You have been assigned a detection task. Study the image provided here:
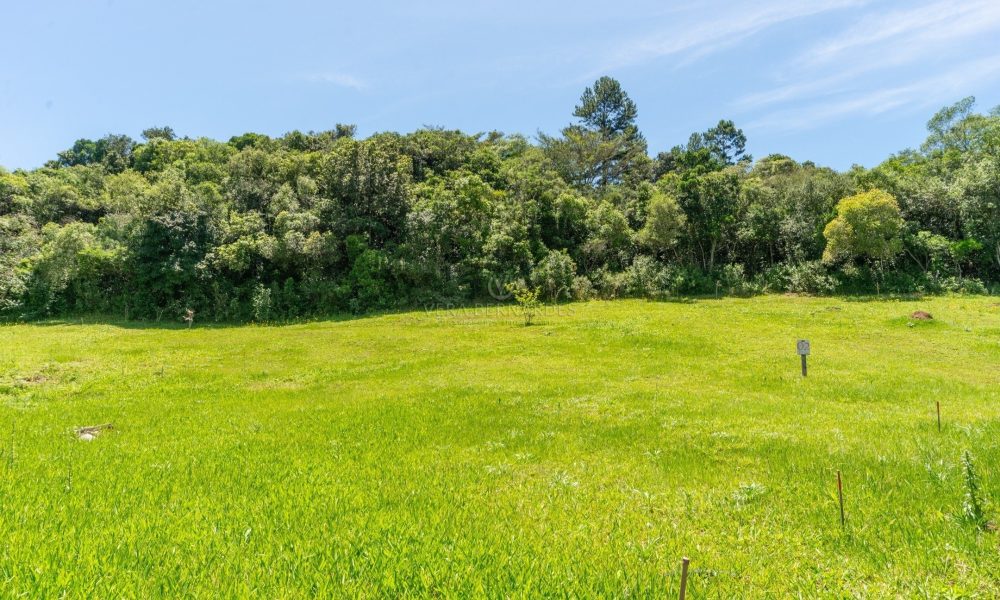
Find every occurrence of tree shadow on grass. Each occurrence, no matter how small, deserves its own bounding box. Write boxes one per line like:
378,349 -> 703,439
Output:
0,300 -> 525,330
2,292 -> 993,330
0,308 -> 412,330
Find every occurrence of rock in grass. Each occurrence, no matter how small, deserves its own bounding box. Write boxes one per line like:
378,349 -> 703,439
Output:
75,423 -> 114,440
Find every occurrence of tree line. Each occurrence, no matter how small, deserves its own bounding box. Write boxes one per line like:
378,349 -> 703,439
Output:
1,79 -> 998,322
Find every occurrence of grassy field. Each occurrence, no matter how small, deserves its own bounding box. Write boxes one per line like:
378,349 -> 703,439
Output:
1,296 -> 999,597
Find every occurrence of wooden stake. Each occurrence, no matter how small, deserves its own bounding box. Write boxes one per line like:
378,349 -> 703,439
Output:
936,401 -> 941,432
837,470 -> 845,528
801,354 -> 808,377
679,557 -> 690,600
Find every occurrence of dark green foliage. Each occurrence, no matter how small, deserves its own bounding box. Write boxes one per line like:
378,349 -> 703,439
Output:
2,88 -> 999,322
53,134 -> 136,174
131,211 -> 214,319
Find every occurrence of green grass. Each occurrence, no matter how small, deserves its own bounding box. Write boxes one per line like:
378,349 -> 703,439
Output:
2,296 -> 1000,597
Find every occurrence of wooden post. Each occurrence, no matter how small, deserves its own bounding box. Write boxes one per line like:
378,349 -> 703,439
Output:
837,470 -> 845,528
679,557 -> 690,600
801,354 -> 808,377
936,401 -> 941,432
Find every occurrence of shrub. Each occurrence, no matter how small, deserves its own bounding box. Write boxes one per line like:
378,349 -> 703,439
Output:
961,451 -> 989,529
718,263 -> 753,296
784,261 -> 837,295
530,249 -> 576,302
941,276 -> 988,295
251,284 -> 273,322
506,282 -> 541,326
623,255 -> 669,297
570,276 -> 595,301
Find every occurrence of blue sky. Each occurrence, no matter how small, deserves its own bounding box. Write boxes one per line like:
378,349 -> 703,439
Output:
3,0 -> 1000,171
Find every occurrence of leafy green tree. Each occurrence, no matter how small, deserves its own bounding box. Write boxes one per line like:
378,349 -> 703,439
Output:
406,171 -> 496,293
401,128 -> 481,181
666,166 -> 744,271
750,156 -> 851,265
955,158 -> 1000,271
695,120 -> 750,165
55,134 -> 135,173
582,201 -> 633,271
481,201 -> 536,291
637,190 -> 685,258
0,214 -> 37,312
655,120 -> 749,178
573,76 -> 640,140
321,136 -> 412,247
142,126 -> 177,142
923,96 -> 977,155
131,210 -> 215,318
345,234 -> 395,310
822,190 -> 904,264
542,77 -> 648,189
0,169 -> 30,216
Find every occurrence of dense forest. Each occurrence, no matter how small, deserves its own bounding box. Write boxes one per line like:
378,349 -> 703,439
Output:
1,78 -> 999,322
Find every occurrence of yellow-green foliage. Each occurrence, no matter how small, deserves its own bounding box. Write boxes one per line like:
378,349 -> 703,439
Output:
823,189 -> 904,264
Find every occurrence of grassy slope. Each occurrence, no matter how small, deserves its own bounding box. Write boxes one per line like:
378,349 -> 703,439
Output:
1,296 -> 999,597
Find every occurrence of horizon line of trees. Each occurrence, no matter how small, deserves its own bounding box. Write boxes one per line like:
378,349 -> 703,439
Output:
2,78 -> 999,322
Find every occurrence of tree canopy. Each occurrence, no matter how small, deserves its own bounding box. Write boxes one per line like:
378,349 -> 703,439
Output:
1,79 -> 998,322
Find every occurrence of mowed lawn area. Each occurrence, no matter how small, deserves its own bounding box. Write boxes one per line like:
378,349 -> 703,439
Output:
1,296 -> 999,597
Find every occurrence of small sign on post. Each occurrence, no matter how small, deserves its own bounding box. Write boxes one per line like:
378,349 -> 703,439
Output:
797,339 -> 810,377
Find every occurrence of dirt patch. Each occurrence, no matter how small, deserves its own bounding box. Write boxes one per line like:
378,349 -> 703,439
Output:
910,311 -> 933,320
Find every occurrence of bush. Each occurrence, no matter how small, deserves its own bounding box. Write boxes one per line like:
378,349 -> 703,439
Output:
586,268 -> 622,299
251,284 -> 273,322
570,275 -> 595,301
506,282 -> 541,326
662,264 -> 713,296
784,261 -> 837,295
623,255 -> 669,298
941,276 -> 988,295
530,249 -> 576,302
718,263 -> 753,296
882,270 -> 919,294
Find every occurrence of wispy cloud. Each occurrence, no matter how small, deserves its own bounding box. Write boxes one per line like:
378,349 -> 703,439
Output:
797,0 -> 1000,68
734,0 -> 1000,132
591,0 -> 867,75
299,72 -> 368,91
745,55 -> 1000,133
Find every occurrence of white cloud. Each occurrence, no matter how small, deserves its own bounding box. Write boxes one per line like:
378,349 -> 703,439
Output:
591,0 -> 868,75
733,0 -> 1000,133
300,72 -> 368,91
798,0 -> 1000,68
745,55 -> 1000,133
